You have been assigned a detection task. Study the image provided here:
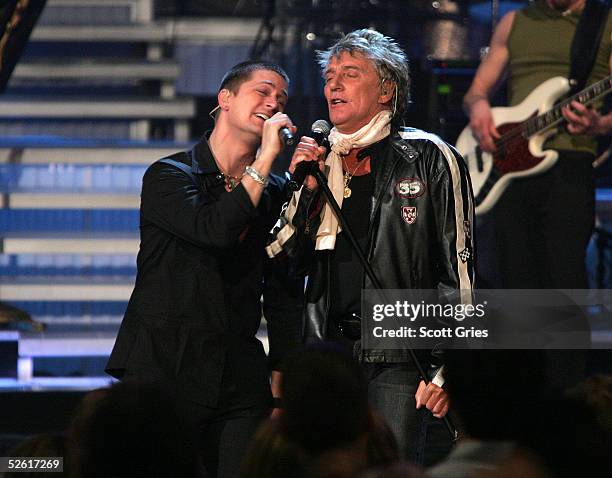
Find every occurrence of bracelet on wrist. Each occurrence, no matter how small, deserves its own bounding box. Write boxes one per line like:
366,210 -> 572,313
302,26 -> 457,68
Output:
244,165 -> 269,187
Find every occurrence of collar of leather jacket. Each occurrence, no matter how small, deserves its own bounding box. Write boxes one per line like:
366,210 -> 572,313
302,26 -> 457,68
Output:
353,128 -> 421,166
391,128 -> 421,163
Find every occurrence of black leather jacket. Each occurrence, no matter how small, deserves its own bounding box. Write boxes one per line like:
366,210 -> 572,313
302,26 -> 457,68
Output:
299,128 -> 475,364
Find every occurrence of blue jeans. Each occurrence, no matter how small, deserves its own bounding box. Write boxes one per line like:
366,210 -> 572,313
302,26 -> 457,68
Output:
362,362 -> 452,466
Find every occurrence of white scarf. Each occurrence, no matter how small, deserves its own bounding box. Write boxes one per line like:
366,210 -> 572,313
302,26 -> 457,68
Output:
266,110 -> 392,258
317,110 -> 392,249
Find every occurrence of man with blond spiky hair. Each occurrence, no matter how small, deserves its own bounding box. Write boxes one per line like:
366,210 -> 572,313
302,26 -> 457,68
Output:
275,29 -> 475,464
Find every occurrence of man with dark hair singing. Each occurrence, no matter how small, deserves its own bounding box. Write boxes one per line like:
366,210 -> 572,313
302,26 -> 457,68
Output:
270,30 -> 475,464
106,61 -> 304,478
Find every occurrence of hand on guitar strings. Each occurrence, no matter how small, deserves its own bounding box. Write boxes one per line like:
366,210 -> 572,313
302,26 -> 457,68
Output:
562,101 -> 607,136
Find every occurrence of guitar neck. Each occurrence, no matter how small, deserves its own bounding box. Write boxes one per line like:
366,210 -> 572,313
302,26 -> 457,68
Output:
523,75 -> 612,137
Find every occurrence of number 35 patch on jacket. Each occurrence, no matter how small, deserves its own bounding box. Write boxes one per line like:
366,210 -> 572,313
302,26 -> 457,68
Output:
395,177 -> 426,198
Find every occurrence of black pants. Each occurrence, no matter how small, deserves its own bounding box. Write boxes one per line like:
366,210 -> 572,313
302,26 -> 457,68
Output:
179,396 -> 269,478
179,350 -> 271,478
131,343 -> 272,478
493,151 -> 595,289
200,413 -> 266,478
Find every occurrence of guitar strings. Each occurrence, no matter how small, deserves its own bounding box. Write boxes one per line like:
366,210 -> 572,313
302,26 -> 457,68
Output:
491,76 -> 611,153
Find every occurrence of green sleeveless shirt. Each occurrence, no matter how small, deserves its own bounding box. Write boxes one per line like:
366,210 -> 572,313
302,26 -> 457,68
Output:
507,0 -> 612,154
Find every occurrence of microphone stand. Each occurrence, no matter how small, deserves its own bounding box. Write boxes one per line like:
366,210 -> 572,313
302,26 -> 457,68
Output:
307,164 -> 458,442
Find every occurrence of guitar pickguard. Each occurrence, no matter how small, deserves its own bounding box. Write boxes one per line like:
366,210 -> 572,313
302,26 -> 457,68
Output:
494,120 -> 542,174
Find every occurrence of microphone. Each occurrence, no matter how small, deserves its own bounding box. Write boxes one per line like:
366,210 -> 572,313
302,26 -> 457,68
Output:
288,119 -> 331,192
279,127 -> 295,147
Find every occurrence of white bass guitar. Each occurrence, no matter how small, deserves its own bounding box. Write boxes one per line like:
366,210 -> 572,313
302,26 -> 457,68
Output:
455,74 -> 612,215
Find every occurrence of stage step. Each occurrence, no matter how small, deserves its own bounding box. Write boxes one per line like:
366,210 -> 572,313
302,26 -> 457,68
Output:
0,96 -> 194,119
0,254 -> 136,277
41,0 -> 153,25
31,19 -> 261,43
0,97 -> 193,141
0,163 -> 146,192
13,59 -> 179,81
1,194 -> 139,209
5,301 -> 128,319
0,210 -> 139,233
11,60 -> 180,99
0,279 -> 134,301
0,145 -> 183,164
31,23 -> 167,43
20,330 -> 117,358
0,121 -> 149,142
1,233 -> 139,254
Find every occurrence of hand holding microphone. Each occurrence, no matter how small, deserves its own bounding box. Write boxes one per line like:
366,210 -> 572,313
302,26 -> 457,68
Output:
259,112 -> 297,160
288,119 -> 331,191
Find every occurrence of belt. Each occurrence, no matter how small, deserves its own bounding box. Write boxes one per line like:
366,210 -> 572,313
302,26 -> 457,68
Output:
335,316 -> 361,341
